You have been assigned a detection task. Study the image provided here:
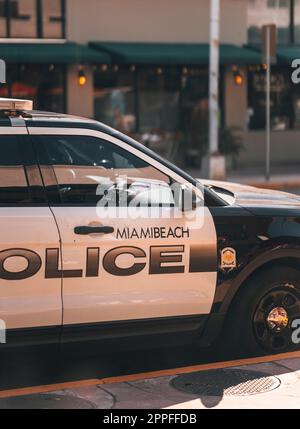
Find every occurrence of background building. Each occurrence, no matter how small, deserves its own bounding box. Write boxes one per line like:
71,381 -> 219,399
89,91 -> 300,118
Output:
0,0 -> 299,171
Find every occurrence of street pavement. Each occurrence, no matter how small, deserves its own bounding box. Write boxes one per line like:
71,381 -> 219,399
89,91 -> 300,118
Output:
0,352 -> 300,409
0,342 -> 226,391
53,357 -> 300,409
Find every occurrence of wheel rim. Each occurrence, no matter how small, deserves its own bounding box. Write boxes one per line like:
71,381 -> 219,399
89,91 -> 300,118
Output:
253,283 -> 300,352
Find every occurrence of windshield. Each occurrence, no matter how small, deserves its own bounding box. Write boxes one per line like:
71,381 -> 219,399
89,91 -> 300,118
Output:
92,121 -> 228,207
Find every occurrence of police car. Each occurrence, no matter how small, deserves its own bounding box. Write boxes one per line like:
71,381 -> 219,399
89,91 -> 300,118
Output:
1,97 -> 300,357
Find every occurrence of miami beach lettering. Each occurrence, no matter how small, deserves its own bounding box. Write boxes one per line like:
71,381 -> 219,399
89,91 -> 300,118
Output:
116,226 -> 190,240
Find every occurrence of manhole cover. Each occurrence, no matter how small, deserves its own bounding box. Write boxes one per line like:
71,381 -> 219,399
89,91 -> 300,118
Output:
171,369 -> 281,397
0,393 -> 95,409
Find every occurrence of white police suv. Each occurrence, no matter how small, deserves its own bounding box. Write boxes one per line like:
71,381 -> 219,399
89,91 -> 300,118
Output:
1,98 -> 300,356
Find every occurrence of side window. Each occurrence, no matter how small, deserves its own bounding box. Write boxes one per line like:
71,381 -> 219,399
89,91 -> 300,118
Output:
37,135 -> 173,206
0,135 -> 33,205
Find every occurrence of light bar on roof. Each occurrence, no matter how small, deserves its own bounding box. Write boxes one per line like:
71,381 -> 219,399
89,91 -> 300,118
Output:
0,98 -> 33,110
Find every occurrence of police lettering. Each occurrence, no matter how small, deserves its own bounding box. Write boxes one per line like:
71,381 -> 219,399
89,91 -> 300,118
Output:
0,245 -> 214,280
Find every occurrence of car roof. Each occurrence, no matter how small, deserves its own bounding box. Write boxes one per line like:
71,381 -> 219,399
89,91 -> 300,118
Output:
0,109 -> 120,135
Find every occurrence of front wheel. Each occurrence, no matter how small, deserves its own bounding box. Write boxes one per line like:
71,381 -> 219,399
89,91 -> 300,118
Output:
224,266 -> 300,356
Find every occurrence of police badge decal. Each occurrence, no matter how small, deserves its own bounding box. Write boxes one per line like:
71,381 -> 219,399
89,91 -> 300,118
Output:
220,247 -> 237,271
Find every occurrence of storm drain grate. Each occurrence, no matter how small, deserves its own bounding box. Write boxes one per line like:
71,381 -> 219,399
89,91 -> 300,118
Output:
171,369 -> 281,397
0,393 -> 95,409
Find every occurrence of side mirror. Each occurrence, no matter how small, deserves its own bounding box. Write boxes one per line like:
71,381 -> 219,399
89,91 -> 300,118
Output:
178,186 -> 198,212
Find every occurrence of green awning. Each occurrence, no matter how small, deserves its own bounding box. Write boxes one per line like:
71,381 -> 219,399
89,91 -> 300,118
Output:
89,42 -> 262,65
0,42 -> 110,64
277,45 -> 300,64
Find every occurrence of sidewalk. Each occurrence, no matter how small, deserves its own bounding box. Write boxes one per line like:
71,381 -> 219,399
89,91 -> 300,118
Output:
0,353 -> 300,409
188,166 -> 300,190
227,172 -> 300,191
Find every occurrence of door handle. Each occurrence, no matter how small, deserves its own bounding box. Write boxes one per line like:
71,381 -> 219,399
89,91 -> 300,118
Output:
74,225 -> 115,235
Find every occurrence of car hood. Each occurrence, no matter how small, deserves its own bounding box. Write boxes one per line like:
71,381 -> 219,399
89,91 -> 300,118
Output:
200,179 -> 300,212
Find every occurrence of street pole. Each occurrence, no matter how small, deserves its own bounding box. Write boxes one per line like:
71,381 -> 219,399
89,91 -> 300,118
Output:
262,23 -> 276,182
208,0 -> 220,171
265,26 -> 271,182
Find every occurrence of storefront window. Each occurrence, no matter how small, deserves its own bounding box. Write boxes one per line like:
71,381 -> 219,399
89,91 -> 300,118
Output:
0,1 -> 7,37
94,66 -> 135,133
0,0 -> 65,38
181,68 -> 209,165
10,0 -> 37,38
247,67 -> 300,130
93,66 -> 210,165
136,67 -> 180,156
0,64 -> 65,112
138,67 -> 180,132
42,0 -> 64,39
248,0 -> 290,45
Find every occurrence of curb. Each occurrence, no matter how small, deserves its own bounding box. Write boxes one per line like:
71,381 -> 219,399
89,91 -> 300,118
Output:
1,350 -> 300,399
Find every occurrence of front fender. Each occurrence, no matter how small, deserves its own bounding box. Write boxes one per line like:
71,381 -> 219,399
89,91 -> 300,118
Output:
200,245 -> 300,347
220,244 -> 300,314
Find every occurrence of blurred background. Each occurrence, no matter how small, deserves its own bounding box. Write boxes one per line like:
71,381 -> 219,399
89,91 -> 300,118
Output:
0,0 -> 299,178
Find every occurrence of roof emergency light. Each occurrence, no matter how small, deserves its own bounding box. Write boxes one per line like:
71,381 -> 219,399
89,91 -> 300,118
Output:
0,98 -> 33,111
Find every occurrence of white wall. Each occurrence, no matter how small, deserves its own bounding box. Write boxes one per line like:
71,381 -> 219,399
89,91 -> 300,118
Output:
223,71 -> 300,168
66,0 -> 247,45
239,130 -> 300,166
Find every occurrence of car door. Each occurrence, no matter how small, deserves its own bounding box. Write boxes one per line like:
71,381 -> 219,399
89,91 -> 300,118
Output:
31,128 -> 217,328
0,130 -> 62,340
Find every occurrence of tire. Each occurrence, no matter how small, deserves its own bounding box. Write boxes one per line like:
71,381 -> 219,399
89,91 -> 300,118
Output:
223,266 -> 300,356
